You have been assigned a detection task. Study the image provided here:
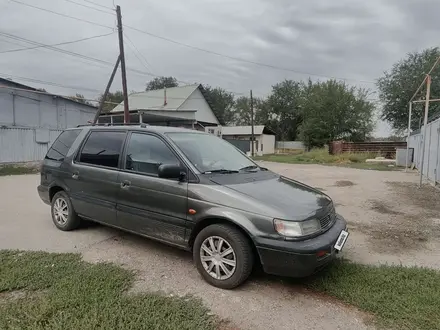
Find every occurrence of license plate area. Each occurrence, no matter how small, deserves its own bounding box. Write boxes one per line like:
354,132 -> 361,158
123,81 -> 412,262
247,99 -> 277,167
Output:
334,230 -> 349,251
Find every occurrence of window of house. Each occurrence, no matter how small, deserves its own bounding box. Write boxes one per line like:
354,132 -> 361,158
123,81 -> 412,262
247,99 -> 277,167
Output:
125,133 -> 179,176
79,131 -> 126,168
261,144 -> 263,152
208,128 -> 215,134
45,129 -> 81,161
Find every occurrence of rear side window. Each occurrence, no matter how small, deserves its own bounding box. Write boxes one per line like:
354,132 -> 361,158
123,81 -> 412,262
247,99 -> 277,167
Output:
45,129 -> 81,161
79,131 -> 126,168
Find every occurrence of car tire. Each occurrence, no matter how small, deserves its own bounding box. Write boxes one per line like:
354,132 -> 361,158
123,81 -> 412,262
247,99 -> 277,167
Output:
51,191 -> 80,231
193,224 -> 254,289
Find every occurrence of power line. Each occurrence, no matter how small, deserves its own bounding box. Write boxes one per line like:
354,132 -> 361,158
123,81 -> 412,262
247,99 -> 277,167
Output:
9,0 -> 115,30
124,24 -> 376,84
123,33 -> 153,72
0,31 -> 160,79
0,73 -> 214,100
0,73 -> 104,94
83,0 -> 114,11
60,0 -> 114,15
9,0 -> 375,85
0,32 -> 114,54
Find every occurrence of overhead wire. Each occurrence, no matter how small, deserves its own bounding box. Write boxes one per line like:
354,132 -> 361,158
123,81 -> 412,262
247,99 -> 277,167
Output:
0,73 -> 214,100
0,32 -> 114,54
59,0 -> 114,15
9,0 -> 376,85
123,33 -> 153,73
123,24 -> 377,85
0,31 -> 161,79
9,0 -> 115,30
82,0 -> 115,11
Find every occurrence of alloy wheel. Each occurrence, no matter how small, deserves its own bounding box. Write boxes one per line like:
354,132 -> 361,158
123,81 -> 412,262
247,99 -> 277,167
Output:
200,236 -> 236,280
53,197 -> 69,225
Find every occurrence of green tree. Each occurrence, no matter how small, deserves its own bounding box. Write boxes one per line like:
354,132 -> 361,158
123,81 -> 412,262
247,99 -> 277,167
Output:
233,96 -> 270,127
202,85 -> 235,125
266,80 -> 305,140
233,96 -> 252,126
377,47 -> 440,131
98,91 -> 124,113
68,93 -> 93,106
300,80 -> 375,149
146,76 -> 178,91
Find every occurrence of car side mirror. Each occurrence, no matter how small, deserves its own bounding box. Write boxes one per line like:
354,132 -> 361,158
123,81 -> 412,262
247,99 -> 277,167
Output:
158,164 -> 186,181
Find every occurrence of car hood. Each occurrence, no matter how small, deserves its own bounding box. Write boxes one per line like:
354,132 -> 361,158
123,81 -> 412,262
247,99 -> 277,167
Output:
210,174 -> 333,220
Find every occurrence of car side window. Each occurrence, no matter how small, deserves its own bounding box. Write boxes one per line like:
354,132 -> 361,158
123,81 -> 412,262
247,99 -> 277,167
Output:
125,133 -> 180,176
45,129 -> 81,161
79,131 -> 126,168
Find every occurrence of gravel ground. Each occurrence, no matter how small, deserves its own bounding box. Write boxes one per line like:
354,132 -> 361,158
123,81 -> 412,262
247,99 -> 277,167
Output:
2,166 -> 439,330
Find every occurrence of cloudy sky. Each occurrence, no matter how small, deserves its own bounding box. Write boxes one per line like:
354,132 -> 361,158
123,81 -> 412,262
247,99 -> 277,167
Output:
0,0 -> 439,136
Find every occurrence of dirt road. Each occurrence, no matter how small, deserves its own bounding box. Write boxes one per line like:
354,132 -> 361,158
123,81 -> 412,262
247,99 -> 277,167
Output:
2,165 -> 439,329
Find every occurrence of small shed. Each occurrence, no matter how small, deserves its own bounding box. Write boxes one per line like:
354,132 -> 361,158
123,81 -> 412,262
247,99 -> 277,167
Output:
221,125 -> 276,155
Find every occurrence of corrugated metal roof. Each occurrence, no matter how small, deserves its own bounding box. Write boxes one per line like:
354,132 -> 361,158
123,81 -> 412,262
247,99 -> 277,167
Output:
222,125 -> 268,135
110,84 -> 199,113
0,77 -> 97,109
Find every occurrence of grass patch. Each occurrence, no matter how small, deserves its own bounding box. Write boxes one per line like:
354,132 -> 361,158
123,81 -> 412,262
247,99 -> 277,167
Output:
255,149 -> 401,171
0,165 -> 38,176
306,259 -> 440,330
0,250 -> 217,330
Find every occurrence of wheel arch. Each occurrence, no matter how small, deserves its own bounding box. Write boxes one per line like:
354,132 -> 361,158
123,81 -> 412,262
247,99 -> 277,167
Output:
188,217 -> 262,266
49,185 -> 66,202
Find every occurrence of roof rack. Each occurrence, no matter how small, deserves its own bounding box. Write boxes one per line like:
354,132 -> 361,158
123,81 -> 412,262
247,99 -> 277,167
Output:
77,123 -> 150,128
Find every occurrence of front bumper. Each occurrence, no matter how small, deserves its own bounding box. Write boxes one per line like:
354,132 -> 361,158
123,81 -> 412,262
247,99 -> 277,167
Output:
256,214 -> 347,277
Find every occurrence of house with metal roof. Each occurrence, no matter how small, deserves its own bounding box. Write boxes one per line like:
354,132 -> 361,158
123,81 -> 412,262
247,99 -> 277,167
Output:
221,125 -> 276,155
99,84 -> 220,130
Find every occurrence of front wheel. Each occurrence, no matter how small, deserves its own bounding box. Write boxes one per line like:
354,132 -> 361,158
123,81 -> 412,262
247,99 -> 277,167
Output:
193,224 -> 254,289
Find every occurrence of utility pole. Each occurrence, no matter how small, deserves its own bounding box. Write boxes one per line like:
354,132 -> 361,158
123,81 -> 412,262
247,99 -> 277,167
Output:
404,102 -> 412,172
92,56 -> 121,125
419,74 -> 431,187
116,5 -> 130,124
250,89 -> 254,157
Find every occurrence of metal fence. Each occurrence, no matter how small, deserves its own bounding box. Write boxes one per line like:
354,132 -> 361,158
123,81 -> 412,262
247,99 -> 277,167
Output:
275,141 -> 305,150
0,127 -> 62,164
408,116 -> 440,184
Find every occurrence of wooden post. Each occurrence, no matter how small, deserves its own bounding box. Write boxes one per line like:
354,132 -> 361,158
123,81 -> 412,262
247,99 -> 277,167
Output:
250,89 -> 254,157
419,75 -> 431,187
116,5 -> 130,124
92,56 -> 120,125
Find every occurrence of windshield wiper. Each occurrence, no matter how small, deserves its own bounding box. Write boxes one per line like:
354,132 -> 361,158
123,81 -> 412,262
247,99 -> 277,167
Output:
202,169 -> 239,174
238,165 -> 259,172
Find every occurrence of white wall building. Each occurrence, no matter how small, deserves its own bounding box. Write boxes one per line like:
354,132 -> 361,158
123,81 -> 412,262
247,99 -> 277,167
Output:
100,84 -> 220,130
222,125 -> 276,155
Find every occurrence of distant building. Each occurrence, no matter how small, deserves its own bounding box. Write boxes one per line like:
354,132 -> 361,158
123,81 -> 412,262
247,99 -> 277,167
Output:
100,84 -> 220,130
0,77 -> 97,164
222,125 -> 276,155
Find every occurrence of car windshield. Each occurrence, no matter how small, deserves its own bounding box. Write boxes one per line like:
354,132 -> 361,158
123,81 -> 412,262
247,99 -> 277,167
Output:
167,132 -> 256,173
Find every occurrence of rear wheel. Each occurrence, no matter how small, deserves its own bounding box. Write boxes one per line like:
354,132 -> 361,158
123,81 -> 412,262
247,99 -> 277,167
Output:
193,224 -> 254,289
51,191 -> 80,231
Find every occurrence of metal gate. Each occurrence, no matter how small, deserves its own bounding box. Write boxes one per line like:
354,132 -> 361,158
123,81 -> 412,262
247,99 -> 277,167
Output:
223,138 -> 251,153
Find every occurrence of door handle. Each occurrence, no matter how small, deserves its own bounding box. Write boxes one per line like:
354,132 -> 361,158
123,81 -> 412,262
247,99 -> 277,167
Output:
72,171 -> 79,180
120,180 -> 131,188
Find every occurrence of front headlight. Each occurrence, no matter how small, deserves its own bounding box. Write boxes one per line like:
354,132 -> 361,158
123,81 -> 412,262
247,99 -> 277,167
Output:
273,218 -> 321,237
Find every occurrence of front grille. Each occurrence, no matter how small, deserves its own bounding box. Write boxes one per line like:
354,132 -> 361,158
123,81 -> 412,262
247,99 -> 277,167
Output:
319,208 -> 336,229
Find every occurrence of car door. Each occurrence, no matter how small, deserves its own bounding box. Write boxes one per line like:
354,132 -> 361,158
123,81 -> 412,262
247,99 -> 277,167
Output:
116,132 -> 188,246
68,130 -> 127,226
